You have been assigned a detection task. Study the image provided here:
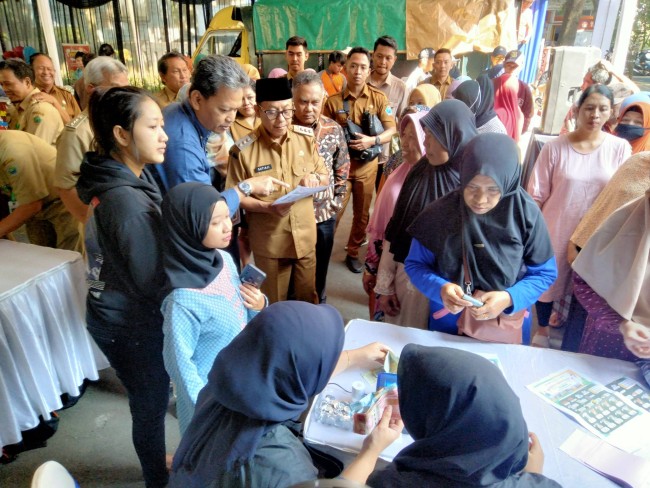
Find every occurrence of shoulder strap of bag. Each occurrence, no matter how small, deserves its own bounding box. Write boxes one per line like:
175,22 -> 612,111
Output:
342,99 -> 350,115
461,213 -> 473,296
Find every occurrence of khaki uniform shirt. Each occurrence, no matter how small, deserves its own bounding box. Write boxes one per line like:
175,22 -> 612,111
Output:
322,84 -> 396,164
46,85 -> 81,121
430,75 -> 453,100
154,86 -> 177,109
367,71 -> 407,163
230,116 -> 260,143
226,124 -> 328,259
0,131 -> 79,250
367,71 -> 408,121
7,88 -> 64,145
54,111 -> 93,189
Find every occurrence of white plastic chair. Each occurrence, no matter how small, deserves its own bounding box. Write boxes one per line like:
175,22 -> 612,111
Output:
31,460 -> 79,488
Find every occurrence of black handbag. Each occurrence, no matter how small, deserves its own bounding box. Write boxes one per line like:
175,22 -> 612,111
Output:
342,101 -> 384,163
363,110 -> 384,137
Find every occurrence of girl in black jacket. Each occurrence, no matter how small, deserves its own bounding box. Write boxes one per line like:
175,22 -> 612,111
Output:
77,86 -> 170,487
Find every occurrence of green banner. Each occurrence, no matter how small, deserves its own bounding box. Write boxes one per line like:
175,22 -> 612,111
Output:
253,0 -> 406,52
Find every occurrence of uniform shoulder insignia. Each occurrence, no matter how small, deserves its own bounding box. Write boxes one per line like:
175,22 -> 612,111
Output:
293,125 -> 314,137
234,132 -> 258,151
65,112 -> 88,130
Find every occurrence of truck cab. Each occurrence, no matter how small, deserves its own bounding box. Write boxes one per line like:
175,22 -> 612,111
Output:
192,6 -> 252,66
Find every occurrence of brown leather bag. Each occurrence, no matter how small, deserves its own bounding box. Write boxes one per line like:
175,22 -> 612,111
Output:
456,232 -> 526,344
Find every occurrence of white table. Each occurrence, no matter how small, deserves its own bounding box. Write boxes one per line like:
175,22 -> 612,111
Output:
0,240 -> 107,449
305,319 -> 644,487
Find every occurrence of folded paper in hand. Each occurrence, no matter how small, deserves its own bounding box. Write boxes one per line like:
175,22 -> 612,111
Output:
271,185 -> 330,206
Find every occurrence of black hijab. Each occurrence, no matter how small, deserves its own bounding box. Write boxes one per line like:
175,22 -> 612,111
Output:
170,302 -> 345,486
453,80 -> 481,116
368,346 -> 530,487
161,182 -> 224,292
386,99 -> 477,263
475,74 -> 500,128
408,133 -> 554,292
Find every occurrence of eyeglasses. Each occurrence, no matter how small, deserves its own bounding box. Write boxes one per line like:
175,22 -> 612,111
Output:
258,106 -> 295,120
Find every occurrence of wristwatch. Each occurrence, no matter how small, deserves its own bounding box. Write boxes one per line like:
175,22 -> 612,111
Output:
375,136 -> 381,146
237,181 -> 252,197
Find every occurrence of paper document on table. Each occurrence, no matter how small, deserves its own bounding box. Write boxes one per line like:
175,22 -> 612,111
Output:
528,369 -> 650,454
605,377 -> 650,413
560,430 -> 650,488
271,185 -> 330,205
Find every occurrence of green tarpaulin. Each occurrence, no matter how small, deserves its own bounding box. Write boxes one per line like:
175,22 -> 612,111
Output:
252,0 -> 407,52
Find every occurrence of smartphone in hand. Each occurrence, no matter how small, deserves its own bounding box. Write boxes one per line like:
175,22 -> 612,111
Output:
462,294 -> 484,308
240,264 -> 267,288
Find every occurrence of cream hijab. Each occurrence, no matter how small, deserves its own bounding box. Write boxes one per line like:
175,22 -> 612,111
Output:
571,152 -> 650,248
572,189 -> 650,325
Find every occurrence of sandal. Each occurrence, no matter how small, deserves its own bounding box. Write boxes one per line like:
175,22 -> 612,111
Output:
531,332 -> 550,348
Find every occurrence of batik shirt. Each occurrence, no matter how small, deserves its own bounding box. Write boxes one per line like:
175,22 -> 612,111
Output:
307,115 -> 350,223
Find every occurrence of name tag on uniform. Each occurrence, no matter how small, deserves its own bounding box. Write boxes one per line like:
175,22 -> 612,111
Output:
255,164 -> 272,173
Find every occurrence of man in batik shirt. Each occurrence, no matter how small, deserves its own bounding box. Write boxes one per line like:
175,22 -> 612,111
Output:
292,70 -> 350,303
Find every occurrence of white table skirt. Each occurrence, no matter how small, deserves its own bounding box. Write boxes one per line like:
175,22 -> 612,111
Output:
304,319 -> 644,487
0,240 -> 107,449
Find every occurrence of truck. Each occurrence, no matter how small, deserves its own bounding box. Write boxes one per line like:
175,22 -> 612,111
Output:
192,0 -> 517,77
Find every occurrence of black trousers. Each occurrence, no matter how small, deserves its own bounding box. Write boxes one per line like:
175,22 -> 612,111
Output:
315,216 -> 336,303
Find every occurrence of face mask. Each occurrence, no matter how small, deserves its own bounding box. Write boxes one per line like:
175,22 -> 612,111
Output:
616,123 -> 646,141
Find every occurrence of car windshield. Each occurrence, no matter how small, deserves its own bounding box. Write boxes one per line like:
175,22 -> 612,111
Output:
199,30 -> 243,57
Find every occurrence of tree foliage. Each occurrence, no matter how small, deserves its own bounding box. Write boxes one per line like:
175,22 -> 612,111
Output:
632,0 -> 650,52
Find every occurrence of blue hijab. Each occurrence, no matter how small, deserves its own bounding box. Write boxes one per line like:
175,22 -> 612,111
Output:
368,346 -> 530,487
170,301 -> 345,485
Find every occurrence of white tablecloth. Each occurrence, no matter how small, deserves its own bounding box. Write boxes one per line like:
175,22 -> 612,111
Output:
0,240 -> 107,449
304,319 -> 644,487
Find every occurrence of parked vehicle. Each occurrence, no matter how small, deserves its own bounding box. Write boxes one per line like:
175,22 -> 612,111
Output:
633,50 -> 650,76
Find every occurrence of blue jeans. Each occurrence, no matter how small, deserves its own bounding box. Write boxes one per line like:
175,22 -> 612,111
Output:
89,326 -> 170,488
316,217 -> 337,303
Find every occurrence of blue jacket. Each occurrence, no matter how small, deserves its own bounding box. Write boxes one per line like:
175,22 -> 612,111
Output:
156,99 -> 238,212
405,238 -> 557,333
